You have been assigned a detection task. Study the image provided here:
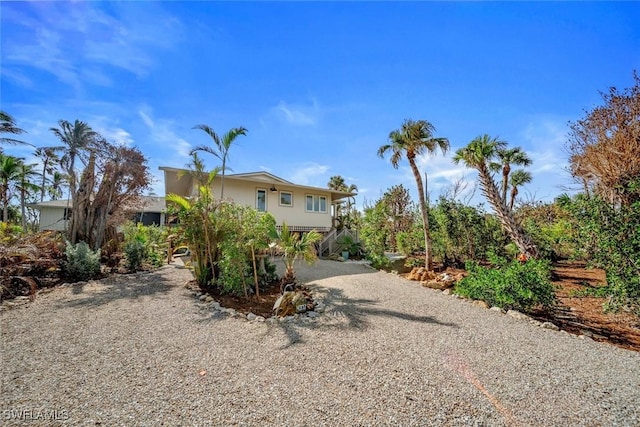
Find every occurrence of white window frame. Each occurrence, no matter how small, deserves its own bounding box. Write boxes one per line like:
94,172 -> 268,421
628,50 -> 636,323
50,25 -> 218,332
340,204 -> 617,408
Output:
279,191 -> 293,207
305,194 -> 327,213
256,188 -> 267,212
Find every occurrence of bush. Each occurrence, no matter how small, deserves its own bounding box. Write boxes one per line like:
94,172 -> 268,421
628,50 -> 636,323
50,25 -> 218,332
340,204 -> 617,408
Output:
124,239 -> 147,272
454,256 -> 556,312
64,241 -> 101,281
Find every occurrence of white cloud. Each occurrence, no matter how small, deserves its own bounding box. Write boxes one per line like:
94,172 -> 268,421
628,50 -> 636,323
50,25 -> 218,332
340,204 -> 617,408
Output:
138,106 -> 192,162
288,162 -> 330,186
1,2 -> 183,91
270,99 -> 320,126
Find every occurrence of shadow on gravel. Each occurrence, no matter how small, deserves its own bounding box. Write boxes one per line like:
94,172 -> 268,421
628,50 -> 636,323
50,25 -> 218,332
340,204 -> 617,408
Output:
269,286 -> 458,349
56,268 -> 174,308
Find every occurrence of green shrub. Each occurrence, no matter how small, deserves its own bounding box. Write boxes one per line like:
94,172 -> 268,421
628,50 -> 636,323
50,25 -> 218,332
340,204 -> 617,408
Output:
124,239 -> 147,272
454,256 -> 556,312
64,241 -> 101,281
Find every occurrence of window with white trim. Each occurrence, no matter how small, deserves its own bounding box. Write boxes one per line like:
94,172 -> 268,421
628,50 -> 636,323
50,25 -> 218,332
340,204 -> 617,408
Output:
279,191 -> 293,207
305,194 -> 327,213
256,188 -> 267,212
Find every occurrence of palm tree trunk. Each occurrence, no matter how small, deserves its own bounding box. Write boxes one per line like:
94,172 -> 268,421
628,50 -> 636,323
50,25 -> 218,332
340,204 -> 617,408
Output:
408,159 -> 432,270
478,164 -> 538,258
40,159 -> 48,202
20,187 -> 26,232
501,165 -> 510,204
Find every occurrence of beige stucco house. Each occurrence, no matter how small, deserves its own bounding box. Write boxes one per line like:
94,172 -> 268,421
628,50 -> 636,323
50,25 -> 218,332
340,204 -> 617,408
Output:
160,167 -> 354,233
29,197 -> 167,231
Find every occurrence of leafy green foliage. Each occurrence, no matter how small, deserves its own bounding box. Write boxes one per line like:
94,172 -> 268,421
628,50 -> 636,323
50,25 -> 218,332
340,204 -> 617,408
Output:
122,222 -> 168,271
560,194 -> 640,312
455,256 -> 556,312
63,241 -> 101,281
269,222 -> 322,286
431,197 -> 508,266
359,200 -> 390,269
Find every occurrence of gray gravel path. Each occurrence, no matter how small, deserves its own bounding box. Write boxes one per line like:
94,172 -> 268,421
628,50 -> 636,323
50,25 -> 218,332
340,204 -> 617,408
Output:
1,259 -> 639,426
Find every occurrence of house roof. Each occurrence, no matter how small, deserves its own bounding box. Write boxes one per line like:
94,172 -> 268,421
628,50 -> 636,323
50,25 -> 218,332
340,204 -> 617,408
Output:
28,196 -> 167,213
159,167 -> 356,200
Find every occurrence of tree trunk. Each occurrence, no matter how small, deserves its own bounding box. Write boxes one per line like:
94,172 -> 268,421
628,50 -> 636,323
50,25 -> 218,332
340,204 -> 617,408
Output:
501,164 -> 510,204
20,187 -> 26,232
478,164 -> 538,258
408,158 -> 432,270
70,154 -> 95,244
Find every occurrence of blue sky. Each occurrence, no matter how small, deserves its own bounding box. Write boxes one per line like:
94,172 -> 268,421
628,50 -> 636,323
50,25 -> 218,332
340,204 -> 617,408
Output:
2,1 -> 639,209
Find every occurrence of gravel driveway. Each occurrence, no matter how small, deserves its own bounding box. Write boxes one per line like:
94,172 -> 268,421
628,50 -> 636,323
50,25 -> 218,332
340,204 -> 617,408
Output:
2,259 -> 639,426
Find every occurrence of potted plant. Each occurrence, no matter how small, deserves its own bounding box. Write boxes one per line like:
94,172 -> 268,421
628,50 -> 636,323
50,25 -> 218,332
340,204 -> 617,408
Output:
337,235 -> 360,261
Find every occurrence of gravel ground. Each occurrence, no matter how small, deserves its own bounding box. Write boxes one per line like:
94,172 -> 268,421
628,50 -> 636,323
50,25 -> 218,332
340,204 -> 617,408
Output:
1,259 -> 639,426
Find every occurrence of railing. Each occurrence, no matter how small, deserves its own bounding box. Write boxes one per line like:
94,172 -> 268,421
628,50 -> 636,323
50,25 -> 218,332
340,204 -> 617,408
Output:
318,228 -> 359,258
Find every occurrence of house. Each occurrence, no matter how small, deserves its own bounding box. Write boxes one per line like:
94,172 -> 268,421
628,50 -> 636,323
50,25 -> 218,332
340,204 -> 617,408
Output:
160,167 -> 355,233
28,196 -> 167,231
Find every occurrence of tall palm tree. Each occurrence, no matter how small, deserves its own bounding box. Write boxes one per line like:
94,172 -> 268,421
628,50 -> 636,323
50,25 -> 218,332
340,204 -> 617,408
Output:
0,154 -> 22,222
191,124 -> 247,199
453,134 -> 538,258
15,162 -> 40,231
49,120 -> 97,198
327,175 -> 358,229
0,111 -> 31,151
490,147 -> 532,204
48,171 -> 66,200
378,119 -> 449,270
34,147 -> 62,202
508,169 -> 532,211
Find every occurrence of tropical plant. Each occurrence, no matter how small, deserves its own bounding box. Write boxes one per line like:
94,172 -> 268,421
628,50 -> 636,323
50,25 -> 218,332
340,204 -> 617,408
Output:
328,175 -> 359,230
166,167 -> 222,290
559,194 -> 640,313
490,147 -> 532,206
0,154 -> 21,223
48,171 -> 66,200
50,119 -> 97,199
191,124 -> 247,199
269,222 -> 322,289
453,135 -> 538,259
455,255 -> 556,312
378,119 -> 450,270
34,147 -> 62,202
0,111 -> 31,151
508,169 -> 532,211
359,199 -> 390,269
14,162 -> 39,231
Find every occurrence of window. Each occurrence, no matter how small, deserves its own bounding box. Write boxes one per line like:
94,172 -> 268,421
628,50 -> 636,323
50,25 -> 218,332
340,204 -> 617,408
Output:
256,189 -> 267,212
305,194 -> 327,213
279,191 -> 293,207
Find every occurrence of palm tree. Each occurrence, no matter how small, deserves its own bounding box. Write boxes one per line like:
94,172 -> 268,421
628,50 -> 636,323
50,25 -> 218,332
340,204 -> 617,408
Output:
327,175 -> 359,229
34,147 -> 62,202
0,154 -> 22,222
0,111 -> 31,151
453,135 -> 538,258
269,222 -> 322,289
48,171 -> 66,200
508,169 -> 532,211
490,147 -> 532,204
191,124 -> 247,199
377,119 -> 449,270
15,162 -> 40,231
49,120 -> 97,198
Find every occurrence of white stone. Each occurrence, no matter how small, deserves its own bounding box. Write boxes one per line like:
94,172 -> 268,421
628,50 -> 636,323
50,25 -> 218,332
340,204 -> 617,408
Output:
490,306 -> 504,313
307,311 -> 318,318
255,316 -> 265,322
541,322 -> 560,331
209,302 -> 221,310
198,294 -> 207,301
315,304 -> 325,313
204,296 -> 214,303
507,309 -> 528,320
247,313 -> 257,321
442,289 -> 451,295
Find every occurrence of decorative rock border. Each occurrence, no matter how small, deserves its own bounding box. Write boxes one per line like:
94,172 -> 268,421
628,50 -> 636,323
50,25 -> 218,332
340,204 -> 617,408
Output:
194,291 -> 326,324
433,285 -> 598,340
